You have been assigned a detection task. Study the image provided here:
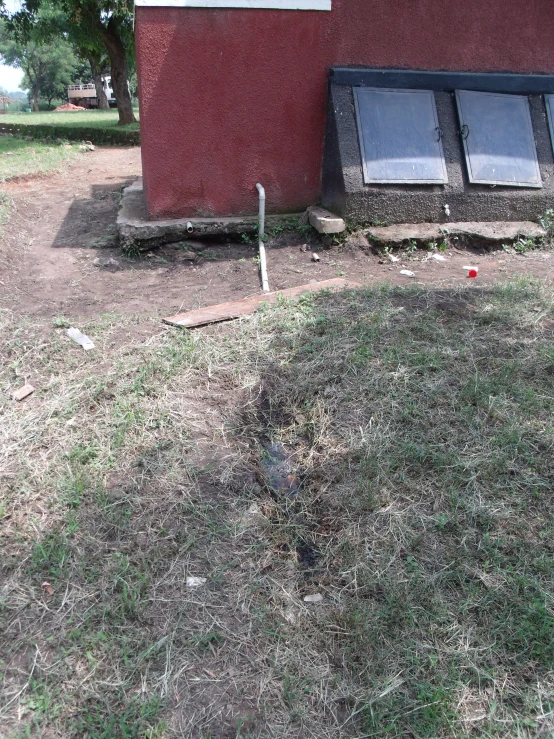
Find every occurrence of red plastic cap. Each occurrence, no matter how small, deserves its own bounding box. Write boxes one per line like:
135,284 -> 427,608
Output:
468,268 -> 478,278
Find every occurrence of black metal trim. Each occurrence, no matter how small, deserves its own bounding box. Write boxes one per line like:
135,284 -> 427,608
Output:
329,67 -> 554,94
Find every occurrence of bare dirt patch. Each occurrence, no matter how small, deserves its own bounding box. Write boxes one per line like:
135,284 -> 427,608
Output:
2,146 -> 554,323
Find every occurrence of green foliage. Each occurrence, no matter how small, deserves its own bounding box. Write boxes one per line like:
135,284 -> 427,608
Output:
0,10 -> 79,109
30,531 -> 73,581
6,0 -> 136,124
70,695 -> 165,739
539,208 -> 554,234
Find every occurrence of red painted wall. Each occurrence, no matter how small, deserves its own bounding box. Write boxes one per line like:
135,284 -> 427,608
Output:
136,0 -> 554,219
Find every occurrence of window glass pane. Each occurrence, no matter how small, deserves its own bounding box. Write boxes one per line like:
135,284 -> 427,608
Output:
353,87 -> 448,185
455,90 -> 541,188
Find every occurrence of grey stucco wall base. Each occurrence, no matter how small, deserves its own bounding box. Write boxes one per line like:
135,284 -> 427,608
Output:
322,84 -> 554,225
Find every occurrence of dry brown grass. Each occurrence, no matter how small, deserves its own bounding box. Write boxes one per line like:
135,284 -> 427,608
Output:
1,278 -> 554,738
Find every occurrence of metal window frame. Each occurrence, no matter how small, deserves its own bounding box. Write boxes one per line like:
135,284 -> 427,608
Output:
455,89 -> 542,188
353,87 -> 448,185
544,94 -> 554,156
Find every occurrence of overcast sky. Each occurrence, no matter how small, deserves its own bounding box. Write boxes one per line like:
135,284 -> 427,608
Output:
0,0 -> 25,92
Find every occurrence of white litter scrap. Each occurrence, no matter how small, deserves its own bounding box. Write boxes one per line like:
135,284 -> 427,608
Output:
67,327 -> 95,351
430,253 -> 446,262
186,576 -> 207,588
13,383 -> 35,401
303,593 -> 323,603
399,269 -> 415,278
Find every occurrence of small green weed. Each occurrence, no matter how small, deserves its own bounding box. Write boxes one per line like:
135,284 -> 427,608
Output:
514,237 -> 537,254
30,532 -> 73,582
70,696 -> 165,739
121,242 -> 141,259
539,208 -> 554,234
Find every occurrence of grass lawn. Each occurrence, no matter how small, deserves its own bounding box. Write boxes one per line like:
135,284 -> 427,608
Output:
0,136 -> 87,183
0,109 -> 140,131
1,279 -> 554,737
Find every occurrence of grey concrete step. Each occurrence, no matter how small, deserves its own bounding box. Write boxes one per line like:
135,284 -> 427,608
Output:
366,221 -> 546,244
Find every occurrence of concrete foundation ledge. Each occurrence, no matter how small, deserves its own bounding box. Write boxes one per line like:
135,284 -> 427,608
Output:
366,221 -> 547,245
117,178 -> 304,250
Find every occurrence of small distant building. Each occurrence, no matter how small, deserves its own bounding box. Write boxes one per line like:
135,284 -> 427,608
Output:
134,0 -> 554,224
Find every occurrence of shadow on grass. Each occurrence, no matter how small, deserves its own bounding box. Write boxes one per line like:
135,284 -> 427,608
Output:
2,280 -> 554,738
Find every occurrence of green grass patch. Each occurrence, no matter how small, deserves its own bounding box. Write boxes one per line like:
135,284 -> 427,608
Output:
0,136 -> 83,182
0,110 -> 140,147
1,281 -> 554,737
0,109 -> 139,130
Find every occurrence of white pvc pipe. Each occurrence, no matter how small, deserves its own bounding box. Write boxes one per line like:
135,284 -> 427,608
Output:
256,183 -> 270,292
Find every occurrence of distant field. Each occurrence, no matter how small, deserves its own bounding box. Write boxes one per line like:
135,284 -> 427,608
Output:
0,109 -> 140,131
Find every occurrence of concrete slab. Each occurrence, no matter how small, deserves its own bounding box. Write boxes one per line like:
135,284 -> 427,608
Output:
366,221 -> 546,244
118,178 -> 304,250
308,206 -> 346,234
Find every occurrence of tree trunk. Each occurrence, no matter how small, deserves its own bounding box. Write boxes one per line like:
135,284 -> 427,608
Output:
100,19 -> 135,126
31,83 -> 39,112
89,56 -> 109,110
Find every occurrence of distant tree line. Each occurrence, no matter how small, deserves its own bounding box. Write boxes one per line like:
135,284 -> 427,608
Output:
0,0 -> 136,125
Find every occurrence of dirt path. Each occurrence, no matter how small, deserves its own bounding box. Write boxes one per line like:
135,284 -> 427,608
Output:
1,146 -> 553,322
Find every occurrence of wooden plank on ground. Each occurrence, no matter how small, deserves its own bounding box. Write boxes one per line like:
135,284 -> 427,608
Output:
163,278 -> 363,328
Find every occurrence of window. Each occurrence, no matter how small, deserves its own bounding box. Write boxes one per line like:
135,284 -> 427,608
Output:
353,87 -> 448,185
455,90 -> 541,188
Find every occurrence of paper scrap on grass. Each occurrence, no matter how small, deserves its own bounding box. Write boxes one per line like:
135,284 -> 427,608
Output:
67,327 -> 95,351
13,384 -> 34,401
303,593 -> 323,603
186,576 -> 207,588
430,253 -> 446,262
399,269 -> 415,278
